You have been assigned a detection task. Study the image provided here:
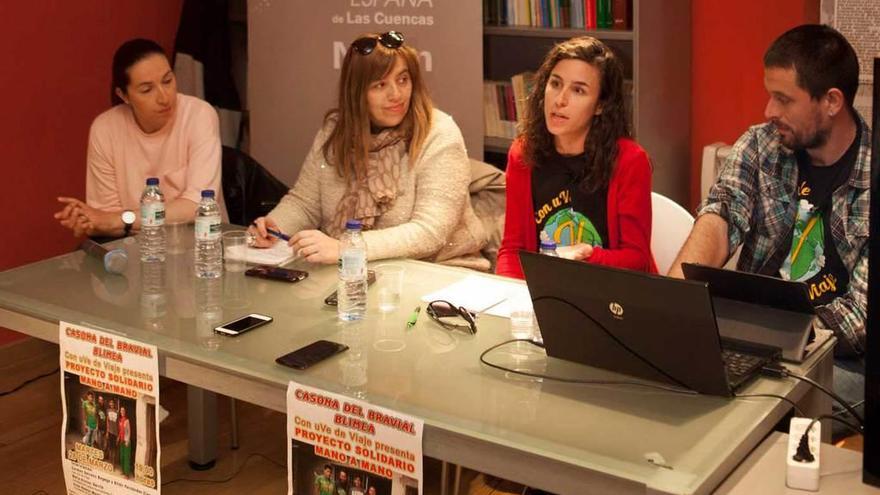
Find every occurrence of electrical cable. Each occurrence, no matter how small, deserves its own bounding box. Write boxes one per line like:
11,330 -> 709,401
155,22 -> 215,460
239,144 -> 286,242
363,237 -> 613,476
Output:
761,364 -> 864,426
0,368 -> 59,397
809,414 -> 863,437
733,394 -> 862,437
798,414 -> 864,452
733,393 -> 806,417
479,339 -> 698,395
790,373 -> 864,425
833,399 -> 864,418
532,295 -> 694,390
161,452 -> 286,487
848,399 -> 865,409
481,340 -> 864,418
793,413 -> 864,463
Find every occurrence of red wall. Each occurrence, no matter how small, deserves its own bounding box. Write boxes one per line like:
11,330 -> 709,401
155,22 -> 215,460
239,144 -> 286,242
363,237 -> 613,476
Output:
0,1 -> 183,344
689,0 -> 820,208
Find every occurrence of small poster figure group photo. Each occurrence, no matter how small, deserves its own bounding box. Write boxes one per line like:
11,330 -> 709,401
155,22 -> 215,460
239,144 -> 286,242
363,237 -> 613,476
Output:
63,376 -> 156,483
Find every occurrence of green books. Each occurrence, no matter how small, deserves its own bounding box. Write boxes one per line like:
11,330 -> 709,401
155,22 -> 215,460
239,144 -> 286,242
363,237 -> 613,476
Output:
597,0 -> 612,28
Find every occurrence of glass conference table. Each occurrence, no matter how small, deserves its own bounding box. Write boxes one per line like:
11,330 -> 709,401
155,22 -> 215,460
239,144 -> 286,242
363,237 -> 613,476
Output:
0,233 -> 833,494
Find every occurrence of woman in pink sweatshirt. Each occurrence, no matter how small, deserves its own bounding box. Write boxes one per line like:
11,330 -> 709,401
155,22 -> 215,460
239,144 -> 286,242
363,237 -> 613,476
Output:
54,38 -> 222,238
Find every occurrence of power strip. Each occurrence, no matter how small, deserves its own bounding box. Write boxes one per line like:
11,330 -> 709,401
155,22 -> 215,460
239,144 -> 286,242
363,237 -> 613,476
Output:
786,417 -> 820,491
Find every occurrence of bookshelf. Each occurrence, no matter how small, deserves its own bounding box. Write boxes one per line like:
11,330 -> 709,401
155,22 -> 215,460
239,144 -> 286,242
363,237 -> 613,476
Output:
482,0 -> 692,205
484,25 -> 634,41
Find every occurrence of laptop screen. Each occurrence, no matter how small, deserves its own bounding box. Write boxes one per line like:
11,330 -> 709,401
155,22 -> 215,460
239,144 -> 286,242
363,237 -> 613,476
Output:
681,262 -> 814,314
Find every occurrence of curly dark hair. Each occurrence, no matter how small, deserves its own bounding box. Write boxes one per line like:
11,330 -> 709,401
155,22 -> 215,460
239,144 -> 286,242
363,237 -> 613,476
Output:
521,36 -> 630,193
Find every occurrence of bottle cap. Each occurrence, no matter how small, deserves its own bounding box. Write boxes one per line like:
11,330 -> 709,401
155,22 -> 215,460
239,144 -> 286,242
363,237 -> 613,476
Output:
201,189 -> 215,198
540,240 -> 557,250
146,177 -> 159,186
345,219 -> 363,230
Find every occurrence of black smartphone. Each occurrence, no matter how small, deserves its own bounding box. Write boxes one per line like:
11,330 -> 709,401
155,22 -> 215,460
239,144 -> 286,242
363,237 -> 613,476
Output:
214,313 -> 273,336
245,265 -> 308,283
324,270 -> 376,306
275,340 -> 349,370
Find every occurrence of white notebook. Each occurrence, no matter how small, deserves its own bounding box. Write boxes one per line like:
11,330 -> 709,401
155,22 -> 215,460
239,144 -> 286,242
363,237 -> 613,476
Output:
225,240 -> 297,266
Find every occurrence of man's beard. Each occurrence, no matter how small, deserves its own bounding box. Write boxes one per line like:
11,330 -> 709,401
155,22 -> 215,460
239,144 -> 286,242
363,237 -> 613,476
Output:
777,115 -> 830,151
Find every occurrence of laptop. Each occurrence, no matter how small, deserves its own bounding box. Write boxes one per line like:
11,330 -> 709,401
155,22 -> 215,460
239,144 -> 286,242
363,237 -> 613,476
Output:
519,252 -> 781,397
681,263 -> 815,363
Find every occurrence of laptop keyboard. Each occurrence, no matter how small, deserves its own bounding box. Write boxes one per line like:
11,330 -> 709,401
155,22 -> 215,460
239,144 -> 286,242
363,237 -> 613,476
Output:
721,348 -> 767,390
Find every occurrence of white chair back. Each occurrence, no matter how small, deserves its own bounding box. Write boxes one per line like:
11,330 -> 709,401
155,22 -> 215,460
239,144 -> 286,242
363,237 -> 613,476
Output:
651,192 -> 694,275
699,143 -> 742,269
700,142 -> 732,202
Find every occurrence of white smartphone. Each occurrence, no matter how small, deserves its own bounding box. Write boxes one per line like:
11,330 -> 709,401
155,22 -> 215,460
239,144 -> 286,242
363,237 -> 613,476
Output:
214,313 -> 273,336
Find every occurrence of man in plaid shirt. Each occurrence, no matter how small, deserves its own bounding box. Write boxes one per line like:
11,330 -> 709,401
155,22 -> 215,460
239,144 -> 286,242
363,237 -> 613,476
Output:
670,25 -> 869,435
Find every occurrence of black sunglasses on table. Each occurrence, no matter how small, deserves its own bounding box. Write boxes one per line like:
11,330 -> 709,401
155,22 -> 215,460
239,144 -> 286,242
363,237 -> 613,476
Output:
426,300 -> 477,335
350,31 -> 405,55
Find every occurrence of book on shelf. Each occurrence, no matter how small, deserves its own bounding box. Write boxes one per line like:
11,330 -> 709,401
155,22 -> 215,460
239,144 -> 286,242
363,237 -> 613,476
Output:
585,0 -> 597,29
571,0 -> 583,29
519,0 -> 526,26
511,71 -> 535,123
485,0 -> 494,25
612,0 -> 631,30
597,0 -> 612,29
540,0 -> 549,27
483,81 -> 514,139
560,0 -> 571,28
529,0 -> 539,27
483,0 -> 631,31
483,72 -> 536,141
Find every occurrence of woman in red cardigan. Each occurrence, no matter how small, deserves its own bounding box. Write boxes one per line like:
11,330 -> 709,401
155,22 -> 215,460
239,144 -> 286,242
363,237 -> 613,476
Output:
496,36 -> 657,279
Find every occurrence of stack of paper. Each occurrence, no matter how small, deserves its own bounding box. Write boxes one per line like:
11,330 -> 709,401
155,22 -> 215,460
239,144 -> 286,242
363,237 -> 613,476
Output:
420,275 -> 532,318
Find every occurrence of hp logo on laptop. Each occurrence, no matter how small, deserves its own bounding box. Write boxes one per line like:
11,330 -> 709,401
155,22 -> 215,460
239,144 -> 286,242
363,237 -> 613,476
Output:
609,302 -> 624,319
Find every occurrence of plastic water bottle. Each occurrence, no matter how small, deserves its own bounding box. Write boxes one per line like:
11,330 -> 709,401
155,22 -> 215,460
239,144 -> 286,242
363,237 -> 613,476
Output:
195,190 -> 223,279
140,260 -> 167,331
195,277 -> 222,350
139,177 -> 166,262
539,240 -> 559,257
338,220 -> 368,321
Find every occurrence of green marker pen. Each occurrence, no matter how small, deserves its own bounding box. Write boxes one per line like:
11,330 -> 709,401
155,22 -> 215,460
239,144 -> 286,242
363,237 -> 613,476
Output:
406,306 -> 421,329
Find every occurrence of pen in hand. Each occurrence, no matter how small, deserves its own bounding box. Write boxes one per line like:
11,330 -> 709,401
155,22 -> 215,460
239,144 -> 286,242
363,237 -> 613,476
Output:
406,306 -> 421,329
266,228 -> 290,242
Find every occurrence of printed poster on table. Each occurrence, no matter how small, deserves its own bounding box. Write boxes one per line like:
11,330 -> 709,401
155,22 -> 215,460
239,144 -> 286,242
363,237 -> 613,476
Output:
287,381 -> 423,495
60,321 -> 161,494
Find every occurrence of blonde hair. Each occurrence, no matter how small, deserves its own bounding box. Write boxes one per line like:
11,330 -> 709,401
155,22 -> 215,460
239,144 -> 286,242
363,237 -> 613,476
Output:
322,35 -> 433,180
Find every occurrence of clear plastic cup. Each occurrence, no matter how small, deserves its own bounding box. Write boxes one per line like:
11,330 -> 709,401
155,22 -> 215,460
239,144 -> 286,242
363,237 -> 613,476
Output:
375,264 -> 405,313
510,309 -> 537,340
222,230 -> 249,272
166,221 -> 188,254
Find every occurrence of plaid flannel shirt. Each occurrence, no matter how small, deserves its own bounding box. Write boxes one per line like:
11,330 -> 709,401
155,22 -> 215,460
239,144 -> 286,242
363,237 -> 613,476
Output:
698,115 -> 871,355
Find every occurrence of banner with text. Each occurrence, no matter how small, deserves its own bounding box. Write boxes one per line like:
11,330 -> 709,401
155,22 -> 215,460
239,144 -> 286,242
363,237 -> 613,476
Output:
249,0 -> 483,186
286,381 -> 423,495
60,321 -> 161,495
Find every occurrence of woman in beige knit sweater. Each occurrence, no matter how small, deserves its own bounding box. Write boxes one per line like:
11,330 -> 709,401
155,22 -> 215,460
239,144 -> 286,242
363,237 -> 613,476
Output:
249,31 -> 488,270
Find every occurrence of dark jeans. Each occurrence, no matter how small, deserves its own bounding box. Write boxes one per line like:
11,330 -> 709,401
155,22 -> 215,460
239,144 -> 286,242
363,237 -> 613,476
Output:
831,357 -> 865,441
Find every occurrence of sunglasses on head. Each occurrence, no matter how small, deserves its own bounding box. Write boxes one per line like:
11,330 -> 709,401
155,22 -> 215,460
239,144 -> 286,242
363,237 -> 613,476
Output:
350,31 -> 405,56
426,300 -> 477,335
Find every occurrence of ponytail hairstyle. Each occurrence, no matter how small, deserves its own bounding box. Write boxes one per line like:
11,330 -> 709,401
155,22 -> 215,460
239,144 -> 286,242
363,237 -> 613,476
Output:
110,38 -> 167,106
